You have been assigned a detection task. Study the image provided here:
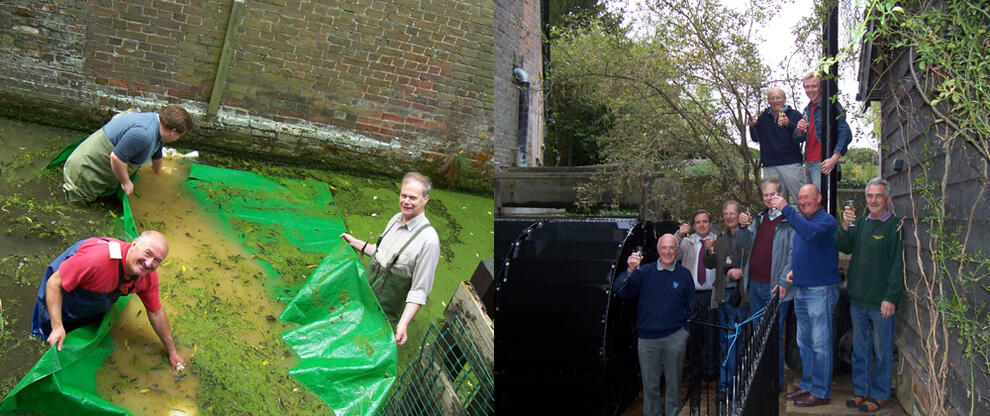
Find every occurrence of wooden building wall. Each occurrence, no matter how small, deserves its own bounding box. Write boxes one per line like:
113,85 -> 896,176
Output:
864,48 -> 990,415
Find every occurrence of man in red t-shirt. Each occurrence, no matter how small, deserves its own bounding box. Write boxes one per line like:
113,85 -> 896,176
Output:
31,231 -> 185,370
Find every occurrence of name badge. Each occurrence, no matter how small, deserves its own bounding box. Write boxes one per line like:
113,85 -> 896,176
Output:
108,241 -> 123,259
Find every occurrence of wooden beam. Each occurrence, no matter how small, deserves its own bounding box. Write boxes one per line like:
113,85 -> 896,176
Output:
443,281 -> 494,370
207,0 -> 245,118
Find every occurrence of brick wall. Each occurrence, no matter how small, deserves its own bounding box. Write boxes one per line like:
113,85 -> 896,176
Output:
0,0 -> 494,190
493,0 -> 543,168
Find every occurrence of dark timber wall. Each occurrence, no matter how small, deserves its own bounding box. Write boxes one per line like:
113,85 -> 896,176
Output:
864,49 -> 990,415
0,0 -> 494,190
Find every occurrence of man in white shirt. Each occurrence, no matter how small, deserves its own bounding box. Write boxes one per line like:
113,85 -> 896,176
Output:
676,210 -> 718,385
340,172 -> 441,345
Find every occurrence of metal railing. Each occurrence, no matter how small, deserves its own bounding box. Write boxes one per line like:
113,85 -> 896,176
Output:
682,293 -> 781,416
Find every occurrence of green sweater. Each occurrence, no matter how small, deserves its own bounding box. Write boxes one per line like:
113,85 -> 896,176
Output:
834,214 -> 904,310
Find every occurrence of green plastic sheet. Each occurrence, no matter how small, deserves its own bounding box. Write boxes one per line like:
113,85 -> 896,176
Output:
0,191 -> 138,416
0,298 -> 131,416
3,161 -> 396,415
184,163 -> 396,415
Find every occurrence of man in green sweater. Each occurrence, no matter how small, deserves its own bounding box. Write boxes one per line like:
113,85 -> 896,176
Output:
834,177 -> 903,413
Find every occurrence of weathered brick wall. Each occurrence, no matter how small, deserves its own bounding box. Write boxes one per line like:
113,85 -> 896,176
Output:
0,0 -> 493,190
493,0 -> 543,168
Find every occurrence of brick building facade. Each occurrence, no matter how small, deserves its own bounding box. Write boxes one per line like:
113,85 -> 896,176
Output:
0,0 -> 494,189
493,0 -> 543,168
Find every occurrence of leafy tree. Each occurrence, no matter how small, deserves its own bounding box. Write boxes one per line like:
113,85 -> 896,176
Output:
840,147 -> 878,185
544,1 -> 623,166
550,0 -> 776,217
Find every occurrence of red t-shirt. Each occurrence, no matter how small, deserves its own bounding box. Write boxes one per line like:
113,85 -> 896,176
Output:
57,238 -> 162,312
805,102 -> 822,162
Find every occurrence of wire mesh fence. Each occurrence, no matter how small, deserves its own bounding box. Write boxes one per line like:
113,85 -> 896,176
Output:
379,314 -> 494,416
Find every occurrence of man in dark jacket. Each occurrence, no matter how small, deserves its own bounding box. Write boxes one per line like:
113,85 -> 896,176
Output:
614,234 -> 695,416
703,200 -> 751,395
739,178 -> 795,388
794,74 -> 852,190
748,88 -> 805,200
834,178 -> 903,413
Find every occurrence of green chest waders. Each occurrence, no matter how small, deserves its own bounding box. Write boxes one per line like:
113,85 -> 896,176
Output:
62,111 -> 142,202
365,223 -> 433,327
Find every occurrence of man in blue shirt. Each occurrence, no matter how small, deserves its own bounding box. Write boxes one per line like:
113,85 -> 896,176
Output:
62,105 -> 194,203
772,184 -> 840,407
614,234 -> 695,416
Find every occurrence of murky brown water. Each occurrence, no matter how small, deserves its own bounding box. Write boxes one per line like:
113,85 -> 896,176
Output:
94,158 -> 311,415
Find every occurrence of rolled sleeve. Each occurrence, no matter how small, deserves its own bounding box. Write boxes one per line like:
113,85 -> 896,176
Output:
405,232 -> 440,305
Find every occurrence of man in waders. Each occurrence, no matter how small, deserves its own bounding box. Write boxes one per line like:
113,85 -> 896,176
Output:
62,105 -> 194,203
339,172 -> 441,346
31,231 -> 186,370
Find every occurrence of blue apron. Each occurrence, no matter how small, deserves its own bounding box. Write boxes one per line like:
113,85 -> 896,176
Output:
31,238 -> 133,339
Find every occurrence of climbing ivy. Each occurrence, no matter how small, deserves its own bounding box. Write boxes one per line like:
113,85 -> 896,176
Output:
843,1 -> 990,415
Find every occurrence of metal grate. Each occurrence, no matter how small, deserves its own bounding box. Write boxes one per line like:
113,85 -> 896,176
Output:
379,315 -> 494,416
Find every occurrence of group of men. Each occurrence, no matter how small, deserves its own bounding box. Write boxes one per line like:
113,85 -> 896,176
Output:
33,106 -> 440,376
614,73 -> 903,415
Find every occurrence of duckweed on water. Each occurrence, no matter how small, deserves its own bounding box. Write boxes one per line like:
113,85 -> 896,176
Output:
111,161 -> 331,415
1,118 -> 122,398
195,153 -> 494,371
2,116 -> 494,411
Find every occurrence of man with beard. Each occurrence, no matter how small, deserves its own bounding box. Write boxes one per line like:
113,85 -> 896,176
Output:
834,178 -> 903,413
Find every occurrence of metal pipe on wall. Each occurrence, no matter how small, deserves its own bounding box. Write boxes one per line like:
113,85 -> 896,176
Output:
513,66 -> 530,167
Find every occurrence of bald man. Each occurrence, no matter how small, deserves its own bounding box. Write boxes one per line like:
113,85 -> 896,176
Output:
31,231 -> 185,370
748,88 -> 806,200
771,184 -> 840,407
614,234 -> 695,416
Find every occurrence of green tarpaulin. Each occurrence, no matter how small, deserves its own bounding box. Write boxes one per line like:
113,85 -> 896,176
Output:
185,163 -> 396,415
2,161 -> 396,415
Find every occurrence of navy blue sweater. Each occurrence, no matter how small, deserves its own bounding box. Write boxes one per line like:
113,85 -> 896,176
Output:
748,106 -> 804,167
782,205 -> 840,287
614,263 -> 695,339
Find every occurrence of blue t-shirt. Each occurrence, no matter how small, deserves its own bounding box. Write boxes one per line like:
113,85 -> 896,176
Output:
102,112 -> 163,165
613,262 -> 695,339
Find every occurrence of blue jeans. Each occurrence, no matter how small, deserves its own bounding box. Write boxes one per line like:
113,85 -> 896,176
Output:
639,329 -> 689,416
805,161 -> 822,191
749,280 -> 791,387
794,284 -> 838,398
718,287 -> 748,392
851,303 -> 895,401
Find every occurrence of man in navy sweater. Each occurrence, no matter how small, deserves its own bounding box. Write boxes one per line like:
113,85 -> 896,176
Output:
772,184 -> 840,407
614,234 -> 695,416
748,88 -> 806,200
